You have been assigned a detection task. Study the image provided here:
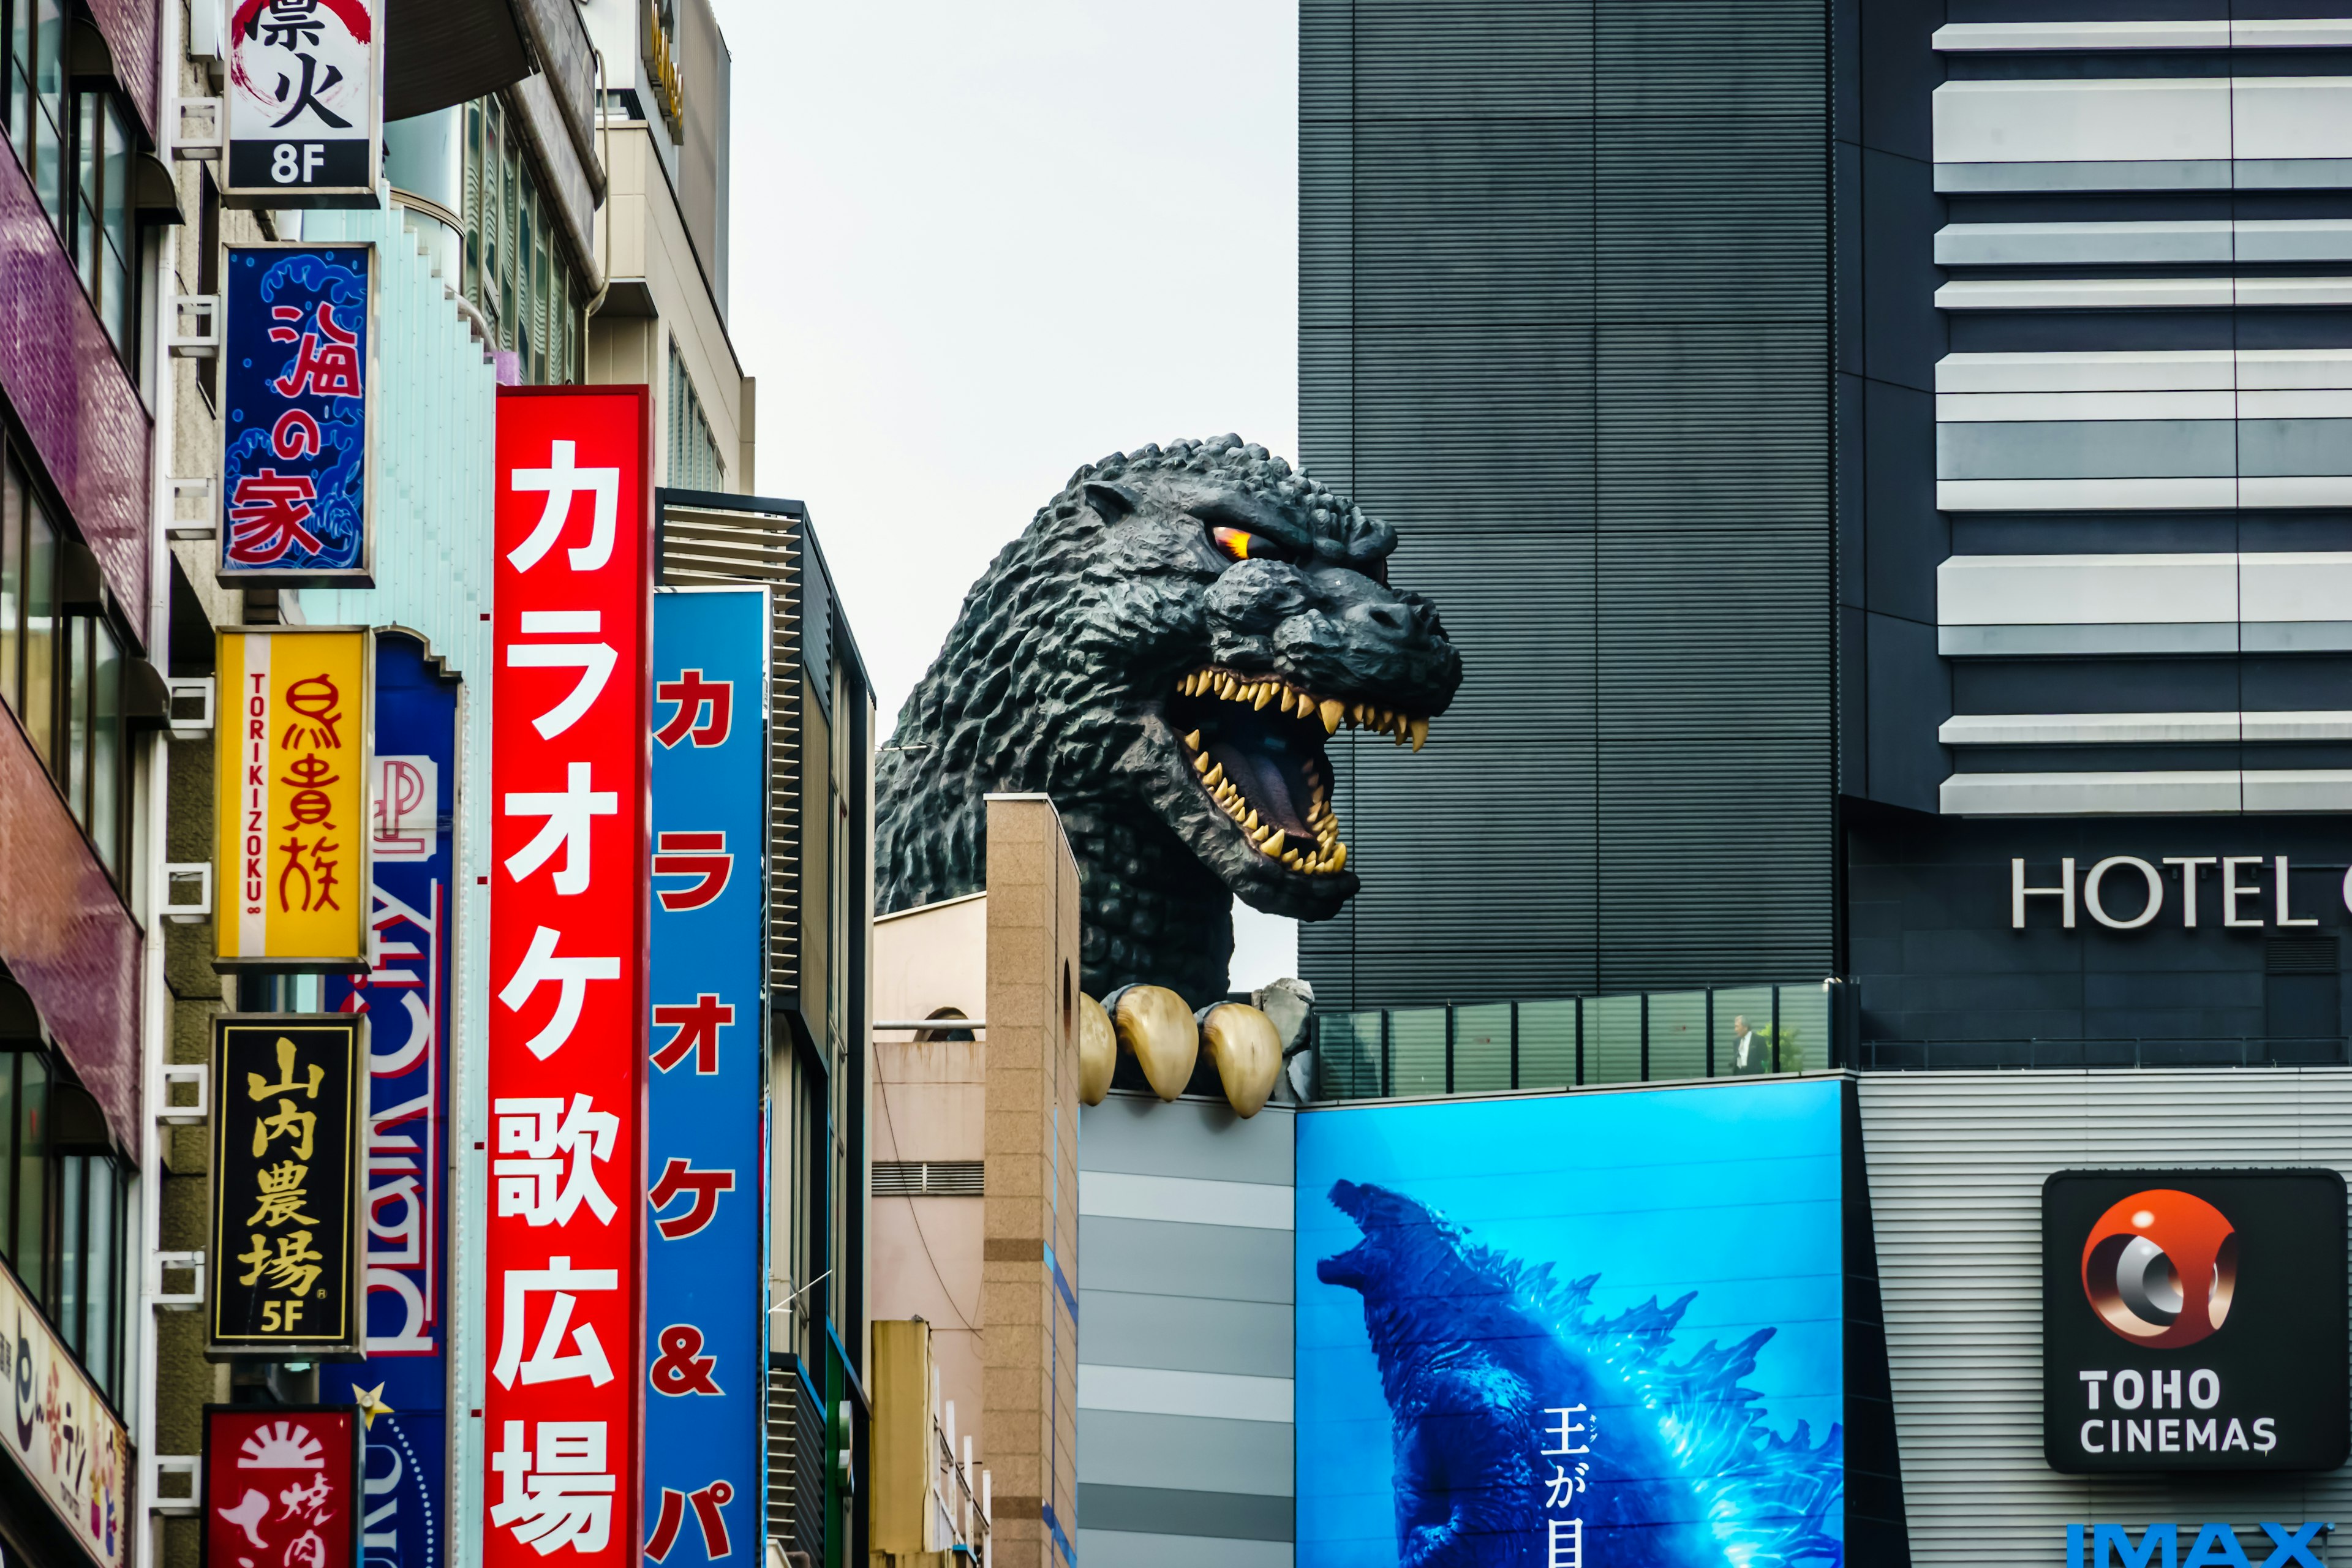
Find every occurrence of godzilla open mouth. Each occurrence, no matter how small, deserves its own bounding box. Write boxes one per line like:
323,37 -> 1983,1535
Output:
1167,665 -> 1430,878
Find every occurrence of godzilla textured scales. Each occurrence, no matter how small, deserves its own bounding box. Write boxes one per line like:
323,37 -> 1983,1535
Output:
1318,1180 -> 1846,1567
876,435 -> 1463,1001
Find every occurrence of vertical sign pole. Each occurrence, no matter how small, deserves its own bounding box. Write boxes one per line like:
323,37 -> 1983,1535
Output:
486,386 -> 654,1565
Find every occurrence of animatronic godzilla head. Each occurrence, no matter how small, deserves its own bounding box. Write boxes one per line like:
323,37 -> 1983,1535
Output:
876,436 -> 1462,1000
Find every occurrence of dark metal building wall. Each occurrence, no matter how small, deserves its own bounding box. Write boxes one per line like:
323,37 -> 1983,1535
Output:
1299,0 -> 1837,1011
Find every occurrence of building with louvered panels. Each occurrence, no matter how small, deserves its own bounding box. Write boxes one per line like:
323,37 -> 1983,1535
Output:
1287,10 -> 2352,1564
1300,1 -> 2352,1063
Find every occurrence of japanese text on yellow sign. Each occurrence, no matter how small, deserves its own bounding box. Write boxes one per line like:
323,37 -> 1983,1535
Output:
215,628 -> 371,968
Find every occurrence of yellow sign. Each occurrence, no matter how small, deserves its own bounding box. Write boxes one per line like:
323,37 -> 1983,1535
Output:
215,627 -> 371,969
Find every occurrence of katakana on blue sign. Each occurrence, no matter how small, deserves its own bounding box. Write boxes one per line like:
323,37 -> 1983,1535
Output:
645,587 -> 769,1563
221,243 -> 373,582
323,630 -> 458,1567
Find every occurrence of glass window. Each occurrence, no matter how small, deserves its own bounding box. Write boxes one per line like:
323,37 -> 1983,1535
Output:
55,1150 -> 79,1357
6,0 -> 28,151
63,611 -> 86,821
22,494 -> 53,763
1387,1008 -> 1446,1095
71,88 -> 95,285
0,1056 -> 18,1267
98,97 -> 129,350
1586,994 -> 1643,1085
28,0 -> 62,229
65,89 -> 134,352
88,617 -> 118,872
1647,991 -> 1708,1081
16,1052 -> 47,1302
1452,1003 -> 1513,1093
1517,1000 -> 1578,1089
0,454 -> 20,715
87,1154 -> 115,1396
1716,986 -> 1776,1076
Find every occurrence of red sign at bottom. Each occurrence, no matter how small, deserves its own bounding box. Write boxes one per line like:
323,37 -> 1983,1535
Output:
202,1406 -> 362,1568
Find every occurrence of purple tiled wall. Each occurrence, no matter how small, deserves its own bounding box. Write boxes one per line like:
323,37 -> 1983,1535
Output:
85,0 -> 159,141
0,710 -> 141,1150
0,140 -> 154,627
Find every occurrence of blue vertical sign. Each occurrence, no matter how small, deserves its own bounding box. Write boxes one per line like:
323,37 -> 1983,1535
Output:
646,587 -> 769,1562
221,243 -> 374,582
323,631 -> 456,1567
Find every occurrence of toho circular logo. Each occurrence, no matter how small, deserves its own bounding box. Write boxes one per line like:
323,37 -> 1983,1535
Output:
2081,1189 -> 2239,1348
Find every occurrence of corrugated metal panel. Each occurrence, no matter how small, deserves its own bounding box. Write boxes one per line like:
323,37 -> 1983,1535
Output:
766,1353 -> 825,1562
1077,1096 -> 1295,1561
658,502 -> 805,999
1300,1 -> 1834,1010
1856,1070 -> 2352,1562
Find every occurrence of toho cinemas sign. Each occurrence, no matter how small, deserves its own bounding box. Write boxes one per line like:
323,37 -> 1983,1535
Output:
2011,856 -> 2342,932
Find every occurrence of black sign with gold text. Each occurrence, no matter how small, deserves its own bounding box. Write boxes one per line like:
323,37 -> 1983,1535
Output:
209,1016 -> 366,1357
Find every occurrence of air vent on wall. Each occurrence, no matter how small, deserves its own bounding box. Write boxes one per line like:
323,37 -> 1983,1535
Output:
872,1161 -> 984,1197
2266,937 -> 2339,976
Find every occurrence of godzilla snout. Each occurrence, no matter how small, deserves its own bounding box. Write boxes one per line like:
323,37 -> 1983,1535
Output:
1316,1250 -> 1365,1290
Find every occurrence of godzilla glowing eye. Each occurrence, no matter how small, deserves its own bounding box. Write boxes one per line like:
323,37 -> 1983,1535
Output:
1210,526 -> 1261,562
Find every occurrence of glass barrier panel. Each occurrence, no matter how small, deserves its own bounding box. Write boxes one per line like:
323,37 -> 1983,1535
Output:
1775,984 -> 1828,1073
1715,986 -> 1775,1077
1648,990 -> 1708,1082
1390,1008 -> 1447,1097
1518,1001 -> 1578,1088
1317,1013 -> 1384,1101
1452,1004 -> 1514,1094
1586,995 -> 1642,1085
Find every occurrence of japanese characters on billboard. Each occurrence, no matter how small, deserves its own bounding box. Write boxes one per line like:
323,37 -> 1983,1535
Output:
208,1016 -> 367,1357
1297,1080 -> 1850,1567
0,1254 -> 129,1566
214,626 -> 372,970
487,385 -> 654,1564
221,244 -> 374,584
224,0 -> 381,205
323,630 -> 459,1566
202,1406 -> 362,1568
644,587 -> 767,1563
2044,1169 -> 2347,1474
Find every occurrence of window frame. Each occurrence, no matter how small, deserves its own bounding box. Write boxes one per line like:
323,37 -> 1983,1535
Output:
2,0 -> 146,361
0,1046 -> 129,1407
0,431 -> 140,893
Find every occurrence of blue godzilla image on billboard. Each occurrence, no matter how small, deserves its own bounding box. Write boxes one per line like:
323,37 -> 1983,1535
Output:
1297,1079 -> 1846,1567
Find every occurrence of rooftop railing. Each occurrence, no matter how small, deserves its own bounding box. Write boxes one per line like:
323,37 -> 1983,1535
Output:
1305,981 -> 2352,1101
1310,981 -> 1847,1102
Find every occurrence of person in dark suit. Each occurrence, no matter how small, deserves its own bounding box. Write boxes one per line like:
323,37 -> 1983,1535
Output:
1730,1014 -> 1768,1074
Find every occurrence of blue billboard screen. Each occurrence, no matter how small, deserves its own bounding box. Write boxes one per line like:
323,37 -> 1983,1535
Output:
1297,1079 -> 1847,1567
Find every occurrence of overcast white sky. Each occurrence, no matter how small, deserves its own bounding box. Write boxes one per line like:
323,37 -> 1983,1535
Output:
717,1 -> 1303,989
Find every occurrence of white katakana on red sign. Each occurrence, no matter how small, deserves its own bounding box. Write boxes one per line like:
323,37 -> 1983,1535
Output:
486,387 -> 652,1566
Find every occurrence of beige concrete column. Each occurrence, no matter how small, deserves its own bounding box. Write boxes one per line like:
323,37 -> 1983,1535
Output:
979,795 -> 1082,1568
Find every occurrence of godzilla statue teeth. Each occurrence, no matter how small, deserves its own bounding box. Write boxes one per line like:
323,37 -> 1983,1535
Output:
875,434 -> 1462,1002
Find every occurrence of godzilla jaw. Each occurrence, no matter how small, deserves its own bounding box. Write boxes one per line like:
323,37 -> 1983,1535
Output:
1168,666 -> 1433,880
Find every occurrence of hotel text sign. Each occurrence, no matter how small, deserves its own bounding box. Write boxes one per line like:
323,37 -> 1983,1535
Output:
2011,856 -> 2342,931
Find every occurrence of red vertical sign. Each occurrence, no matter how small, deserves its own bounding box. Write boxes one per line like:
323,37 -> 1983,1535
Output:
486,386 -> 653,1563
202,1406 -> 362,1568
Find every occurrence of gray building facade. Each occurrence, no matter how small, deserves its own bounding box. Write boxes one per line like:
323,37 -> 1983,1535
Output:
1303,1 -> 2352,1066
1298,0 -> 1838,1011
